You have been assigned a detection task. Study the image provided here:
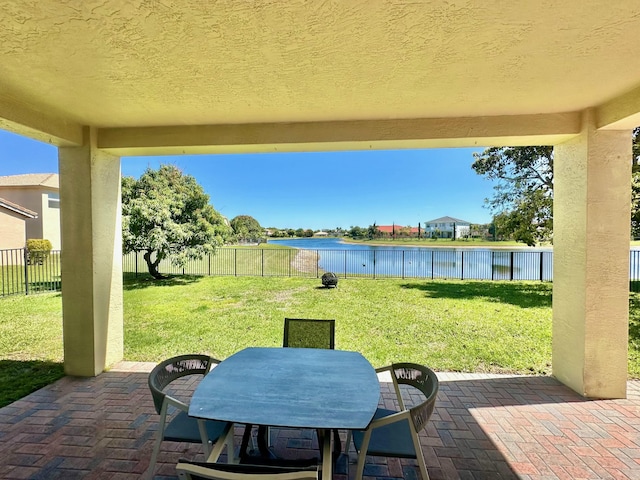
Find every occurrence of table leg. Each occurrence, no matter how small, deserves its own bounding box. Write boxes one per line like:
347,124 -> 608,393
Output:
321,428 -> 333,480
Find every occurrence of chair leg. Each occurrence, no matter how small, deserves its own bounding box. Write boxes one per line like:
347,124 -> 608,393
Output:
206,422 -> 235,462
354,430 -> 372,480
146,406 -> 168,480
146,430 -> 163,480
412,431 -> 429,479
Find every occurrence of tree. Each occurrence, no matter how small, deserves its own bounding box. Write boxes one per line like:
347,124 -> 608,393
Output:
474,130 -> 640,245
472,146 -> 554,246
230,215 -> 263,242
122,164 -> 231,279
347,226 -> 367,238
367,223 -> 380,240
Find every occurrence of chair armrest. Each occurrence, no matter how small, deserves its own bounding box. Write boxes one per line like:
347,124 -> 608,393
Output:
367,409 -> 411,429
165,395 -> 189,412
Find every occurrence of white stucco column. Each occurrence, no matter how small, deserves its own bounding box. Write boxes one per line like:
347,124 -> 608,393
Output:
58,127 -> 123,376
553,110 -> 631,398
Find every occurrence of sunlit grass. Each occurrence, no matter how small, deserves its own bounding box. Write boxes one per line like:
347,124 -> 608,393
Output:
2,276 -> 640,408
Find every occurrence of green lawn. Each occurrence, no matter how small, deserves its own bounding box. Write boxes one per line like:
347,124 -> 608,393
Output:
1,275 -> 639,408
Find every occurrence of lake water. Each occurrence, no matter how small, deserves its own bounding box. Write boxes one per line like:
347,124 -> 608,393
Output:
268,237 -> 553,280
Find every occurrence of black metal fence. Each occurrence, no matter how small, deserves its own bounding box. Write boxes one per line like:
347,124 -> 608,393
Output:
4,247 -> 640,297
0,248 -> 61,297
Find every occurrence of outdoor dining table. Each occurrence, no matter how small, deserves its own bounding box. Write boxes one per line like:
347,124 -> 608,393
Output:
189,346 -> 381,479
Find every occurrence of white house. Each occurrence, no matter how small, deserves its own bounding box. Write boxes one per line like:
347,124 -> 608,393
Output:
424,216 -> 471,239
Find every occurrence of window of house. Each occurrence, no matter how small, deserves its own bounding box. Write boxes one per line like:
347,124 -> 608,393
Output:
48,193 -> 60,209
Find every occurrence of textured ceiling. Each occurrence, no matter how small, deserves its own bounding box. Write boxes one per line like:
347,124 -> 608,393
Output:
1,0 -> 640,130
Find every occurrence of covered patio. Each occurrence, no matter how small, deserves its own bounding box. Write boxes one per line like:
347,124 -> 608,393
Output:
2,7 -> 640,479
1,364 -> 639,479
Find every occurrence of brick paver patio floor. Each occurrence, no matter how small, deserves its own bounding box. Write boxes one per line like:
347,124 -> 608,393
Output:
1,362 -> 639,479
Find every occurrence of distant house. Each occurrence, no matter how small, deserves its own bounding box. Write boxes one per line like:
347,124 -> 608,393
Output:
424,216 -> 471,239
0,174 -> 61,249
314,231 -> 328,236
377,225 -> 420,237
0,197 -> 38,249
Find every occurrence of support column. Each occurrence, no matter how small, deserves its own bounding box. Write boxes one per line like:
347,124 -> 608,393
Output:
553,110 -> 631,398
59,127 -> 123,376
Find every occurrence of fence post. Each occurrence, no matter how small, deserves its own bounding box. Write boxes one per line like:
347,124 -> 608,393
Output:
431,250 -> 434,279
373,250 -> 376,279
402,250 -> 405,279
491,251 -> 495,281
23,248 -> 29,296
208,253 -> 211,276
262,249 -> 265,277
510,251 -> 515,280
316,250 -> 319,278
461,250 -> 464,280
234,249 -> 237,277
289,249 -> 292,277
135,251 -> 138,278
539,251 -> 544,281
344,250 -> 347,278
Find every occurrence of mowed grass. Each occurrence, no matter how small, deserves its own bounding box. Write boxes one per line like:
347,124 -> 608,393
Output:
3,275 -> 640,407
122,276 -> 553,374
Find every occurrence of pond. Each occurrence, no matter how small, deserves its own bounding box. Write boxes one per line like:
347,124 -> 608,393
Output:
268,237 -> 553,281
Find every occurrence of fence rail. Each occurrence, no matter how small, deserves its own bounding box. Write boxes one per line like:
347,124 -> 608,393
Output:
0,248 -> 61,297
4,248 -> 640,298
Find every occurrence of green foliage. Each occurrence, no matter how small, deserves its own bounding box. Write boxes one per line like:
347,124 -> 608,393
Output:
121,164 -> 232,278
26,239 -> 52,252
347,225 -> 366,238
367,223 -> 380,240
230,215 -> 263,241
473,146 -> 554,246
476,130 -> 640,244
26,238 -> 53,264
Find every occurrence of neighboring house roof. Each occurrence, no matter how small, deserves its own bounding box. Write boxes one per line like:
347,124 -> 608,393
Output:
0,197 -> 38,218
425,216 -> 471,225
0,173 -> 59,189
378,225 -> 420,234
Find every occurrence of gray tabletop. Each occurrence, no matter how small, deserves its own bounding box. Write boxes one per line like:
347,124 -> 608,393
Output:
189,347 -> 380,430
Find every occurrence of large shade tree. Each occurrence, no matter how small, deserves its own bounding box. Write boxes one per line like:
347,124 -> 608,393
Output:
473,128 -> 640,246
230,215 -> 263,242
122,164 -> 232,278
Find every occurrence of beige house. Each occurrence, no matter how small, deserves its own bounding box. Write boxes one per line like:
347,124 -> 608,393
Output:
0,174 -> 61,250
0,197 -> 37,249
1,2 -> 640,401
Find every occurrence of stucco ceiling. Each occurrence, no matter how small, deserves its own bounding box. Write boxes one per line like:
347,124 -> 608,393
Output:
2,0 -> 640,149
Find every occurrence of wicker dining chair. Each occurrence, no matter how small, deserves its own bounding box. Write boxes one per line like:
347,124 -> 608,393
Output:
176,461 -> 319,480
244,318 -> 338,459
147,354 -> 234,479
346,363 -> 439,480
283,318 -> 335,349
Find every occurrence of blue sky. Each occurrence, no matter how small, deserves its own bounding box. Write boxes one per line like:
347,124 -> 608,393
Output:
0,129 -> 496,230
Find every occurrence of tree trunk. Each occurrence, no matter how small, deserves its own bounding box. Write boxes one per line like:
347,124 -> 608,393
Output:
143,250 -> 165,279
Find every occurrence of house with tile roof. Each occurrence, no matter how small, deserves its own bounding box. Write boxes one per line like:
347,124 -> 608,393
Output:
0,174 -> 61,249
424,216 -> 471,239
377,225 -> 420,237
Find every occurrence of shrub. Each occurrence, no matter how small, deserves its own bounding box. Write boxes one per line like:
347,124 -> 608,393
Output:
26,239 -> 52,265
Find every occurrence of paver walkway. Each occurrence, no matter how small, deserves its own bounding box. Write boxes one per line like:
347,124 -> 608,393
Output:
0,362 -> 639,479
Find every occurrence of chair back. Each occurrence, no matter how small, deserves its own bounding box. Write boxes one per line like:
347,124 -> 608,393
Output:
283,318 -> 335,349
388,363 -> 439,433
176,461 -> 319,480
148,354 -> 217,414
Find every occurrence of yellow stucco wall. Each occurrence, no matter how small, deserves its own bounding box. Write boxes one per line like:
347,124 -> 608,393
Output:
59,128 -> 123,376
553,111 -> 630,398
